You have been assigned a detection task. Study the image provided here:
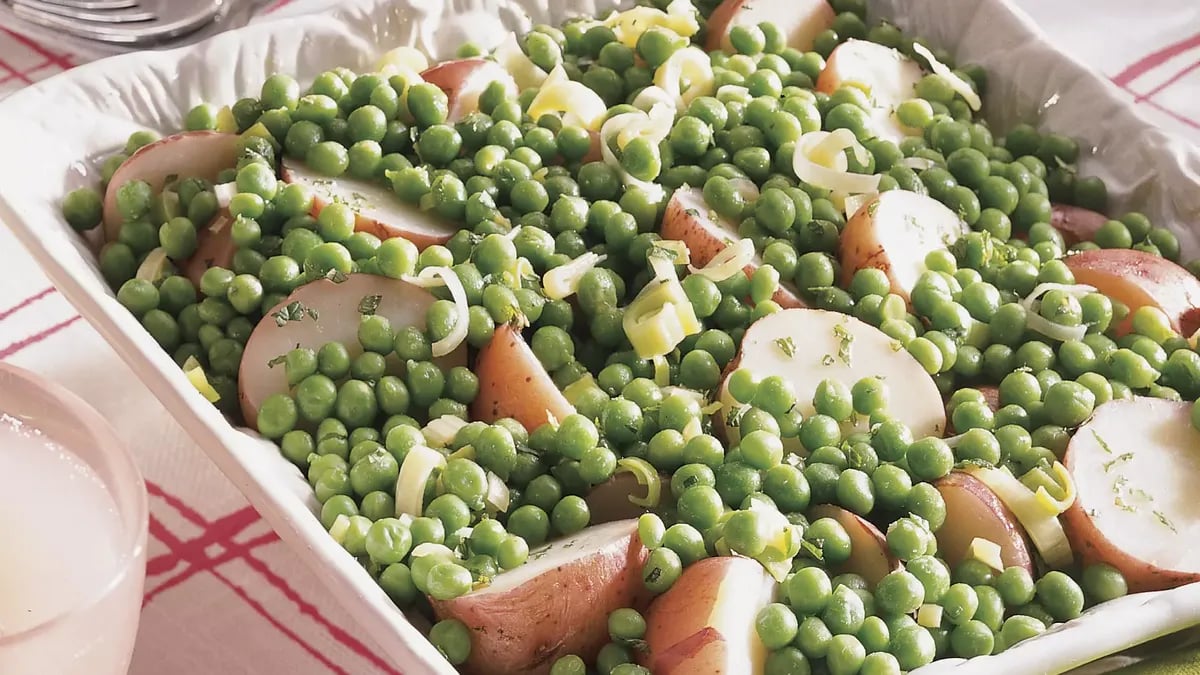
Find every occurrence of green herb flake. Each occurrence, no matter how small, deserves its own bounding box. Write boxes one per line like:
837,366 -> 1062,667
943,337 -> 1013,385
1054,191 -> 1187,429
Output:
271,300 -> 317,327
1154,510 -> 1177,533
1102,452 -> 1134,472
800,538 -> 825,562
774,337 -> 797,358
821,354 -> 836,366
1092,431 -> 1117,455
325,268 -> 349,283
266,353 -> 288,369
833,322 -> 853,365
358,294 -> 383,316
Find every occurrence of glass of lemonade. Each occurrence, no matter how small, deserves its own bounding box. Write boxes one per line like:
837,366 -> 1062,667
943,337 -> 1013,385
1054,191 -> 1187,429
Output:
0,362 -> 149,675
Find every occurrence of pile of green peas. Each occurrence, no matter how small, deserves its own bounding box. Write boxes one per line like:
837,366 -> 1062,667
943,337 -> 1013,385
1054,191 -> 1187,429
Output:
57,0 -> 1200,670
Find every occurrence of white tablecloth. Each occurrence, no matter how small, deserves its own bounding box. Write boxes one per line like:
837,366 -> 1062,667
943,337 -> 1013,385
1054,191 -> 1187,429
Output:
0,1 -> 1196,672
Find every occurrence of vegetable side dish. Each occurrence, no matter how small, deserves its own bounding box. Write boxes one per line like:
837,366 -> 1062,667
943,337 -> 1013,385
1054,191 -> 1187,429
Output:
59,0 -> 1200,672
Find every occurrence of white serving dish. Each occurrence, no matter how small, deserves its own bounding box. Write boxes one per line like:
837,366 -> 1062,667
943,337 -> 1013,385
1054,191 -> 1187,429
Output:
2,0 -> 1199,672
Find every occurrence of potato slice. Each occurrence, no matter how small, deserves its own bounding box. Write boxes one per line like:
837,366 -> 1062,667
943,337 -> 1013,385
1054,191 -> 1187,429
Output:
661,187 -> 805,309
1050,203 -> 1108,245
180,211 -> 236,288
103,131 -> 241,241
641,556 -> 776,675
585,471 -> 673,524
238,273 -> 465,429
934,471 -> 1035,574
1064,248 -> 1200,337
720,308 -> 945,443
420,58 -> 519,123
839,189 -> 966,303
280,158 -> 456,250
471,323 -> 574,433
705,0 -> 834,53
808,504 -> 900,588
816,39 -> 924,143
430,519 -> 649,674
1062,397 -> 1200,592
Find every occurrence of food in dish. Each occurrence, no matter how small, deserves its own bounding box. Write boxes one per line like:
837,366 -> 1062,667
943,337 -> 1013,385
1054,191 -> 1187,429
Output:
60,0 -> 1200,671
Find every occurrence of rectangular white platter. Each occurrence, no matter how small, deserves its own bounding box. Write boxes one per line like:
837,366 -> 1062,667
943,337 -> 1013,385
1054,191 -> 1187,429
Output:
2,0 -> 1200,672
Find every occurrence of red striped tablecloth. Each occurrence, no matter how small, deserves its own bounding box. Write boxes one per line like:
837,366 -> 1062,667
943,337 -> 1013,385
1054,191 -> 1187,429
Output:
0,1 -> 1196,673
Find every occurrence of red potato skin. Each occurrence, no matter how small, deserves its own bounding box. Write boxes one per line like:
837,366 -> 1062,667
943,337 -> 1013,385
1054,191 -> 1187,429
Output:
945,385 -> 999,435
641,556 -> 770,674
430,531 -> 650,675
278,163 -> 453,250
181,212 -> 235,288
420,58 -> 516,122
705,0 -> 834,54
585,472 -> 674,524
838,194 -> 904,300
661,189 -> 806,309
1051,203 -> 1108,245
1065,248 -> 1200,337
102,131 -> 241,242
934,471 -> 1035,575
809,504 -> 900,588
470,323 -> 574,433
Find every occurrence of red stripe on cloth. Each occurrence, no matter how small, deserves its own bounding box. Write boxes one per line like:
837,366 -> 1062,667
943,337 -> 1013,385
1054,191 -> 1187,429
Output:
2,29 -> 74,70
143,531 -> 277,603
1112,80 -> 1200,130
0,314 -> 81,359
262,0 -> 297,13
212,566 -> 353,675
146,480 -> 211,528
146,482 -> 403,672
1135,57 -> 1200,103
1111,31 -> 1200,86
145,505 -> 262,575
150,513 -> 349,675
243,550 -> 406,675
0,286 -> 56,322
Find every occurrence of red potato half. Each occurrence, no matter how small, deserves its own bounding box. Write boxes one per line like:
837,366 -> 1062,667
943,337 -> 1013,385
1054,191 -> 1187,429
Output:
471,323 -> 574,433
1051,203 -> 1108,245
180,211 -> 236,288
934,471 -> 1035,575
720,308 -> 946,444
662,187 -> 805,309
705,0 -> 834,53
945,385 -> 999,435
816,39 -> 923,143
1062,397 -> 1200,593
431,519 -> 650,675
585,471 -> 674,524
420,58 -> 519,123
102,131 -> 241,241
280,158 -> 456,250
1064,248 -> 1200,337
238,274 -> 466,429
641,556 -> 777,675
808,504 -> 900,588
840,189 -> 967,304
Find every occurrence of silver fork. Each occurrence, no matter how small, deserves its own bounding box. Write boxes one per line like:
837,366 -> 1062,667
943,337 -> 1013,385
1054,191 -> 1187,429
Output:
9,0 -> 224,45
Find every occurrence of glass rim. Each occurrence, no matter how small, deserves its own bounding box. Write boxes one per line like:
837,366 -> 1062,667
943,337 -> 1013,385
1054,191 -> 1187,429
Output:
0,362 -> 149,646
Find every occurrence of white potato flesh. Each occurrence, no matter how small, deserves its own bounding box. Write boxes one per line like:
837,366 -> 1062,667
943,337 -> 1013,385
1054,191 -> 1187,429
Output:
661,187 -> 804,308
238,273 -> 465,429
420,58 -> 519,122
840,189 -> 966,301
103,131 -> 241,241
706,0 -> 834,53
1068,397 -> 1200,575
723,308 -> 945,442
430,519 -> 648,674
280,158 -> 456,250
817,39 -> 924,143
642,556 -> 777,675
